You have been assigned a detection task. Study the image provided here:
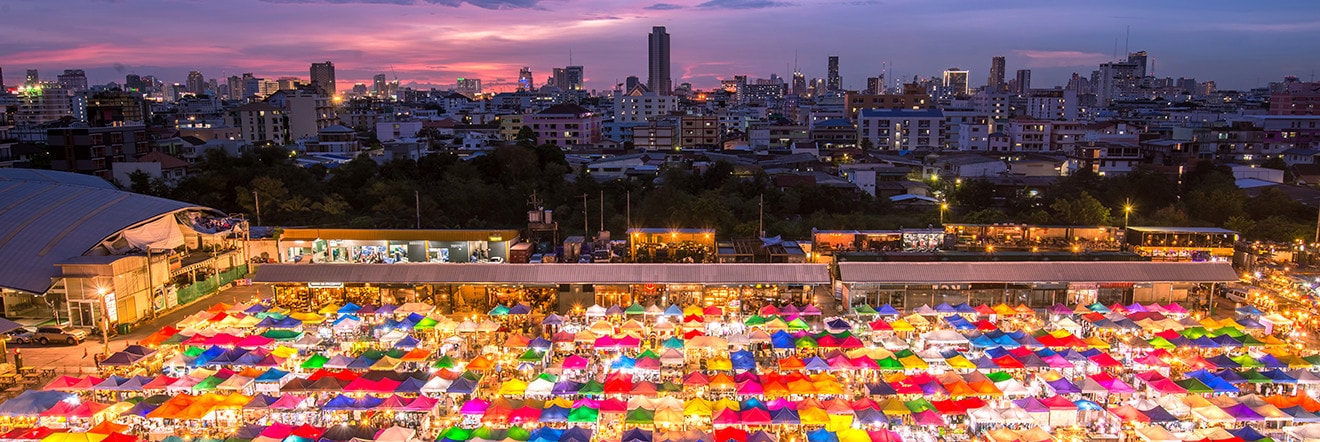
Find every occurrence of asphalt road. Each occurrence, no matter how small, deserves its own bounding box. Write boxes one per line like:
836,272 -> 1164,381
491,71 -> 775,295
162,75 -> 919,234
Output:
7,283 -> 269,377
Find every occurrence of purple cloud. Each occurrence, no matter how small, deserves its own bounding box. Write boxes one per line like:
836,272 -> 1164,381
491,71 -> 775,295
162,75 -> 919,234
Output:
697,0 -> 791,9
644,3 -> 683,9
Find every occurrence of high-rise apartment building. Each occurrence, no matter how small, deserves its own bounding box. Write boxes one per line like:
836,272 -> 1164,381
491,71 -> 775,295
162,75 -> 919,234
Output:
456,78 -> 482,96
648,26 -> 671,95
1015,69 -> 1032,94
989,56 -> 1006,93
792,72 -> 806,97
866,76 -> 884,95
57,70 -> 88,92
372,74 -> 387,95
942,68 -> 969,97
309,61 -> 337,96
0,66 -> 5,91
552,66 -> 584,91
518,67 -> 533,92
826,56 -> 841,91
15,83 -> 72,126
1127,51 -> 1148,78
226,76 -> 244,100
25,70 -> 39,86
624,76 -> 641,93
186,71 -> 206,94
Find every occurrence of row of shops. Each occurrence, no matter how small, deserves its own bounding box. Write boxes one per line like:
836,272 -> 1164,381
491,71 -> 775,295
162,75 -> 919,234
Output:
252,261 -> 1240,316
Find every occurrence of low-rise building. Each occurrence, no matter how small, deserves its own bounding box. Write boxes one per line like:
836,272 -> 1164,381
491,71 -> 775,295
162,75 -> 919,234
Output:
857,108 -> 944,151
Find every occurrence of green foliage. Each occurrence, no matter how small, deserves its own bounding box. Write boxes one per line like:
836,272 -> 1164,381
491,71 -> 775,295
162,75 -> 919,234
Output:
1049,191 -> 1111,226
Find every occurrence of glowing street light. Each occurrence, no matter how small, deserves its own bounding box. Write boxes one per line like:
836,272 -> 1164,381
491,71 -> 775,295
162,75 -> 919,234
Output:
1123,199 -> 1134,229
940,202 -> 949,225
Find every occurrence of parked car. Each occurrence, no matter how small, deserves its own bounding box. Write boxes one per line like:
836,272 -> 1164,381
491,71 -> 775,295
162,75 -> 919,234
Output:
33,326 -> 88,345
4,327 -> 34,345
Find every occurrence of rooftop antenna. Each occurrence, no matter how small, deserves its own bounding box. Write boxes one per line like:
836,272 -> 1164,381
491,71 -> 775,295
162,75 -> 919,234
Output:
1124,25 -> 1130,56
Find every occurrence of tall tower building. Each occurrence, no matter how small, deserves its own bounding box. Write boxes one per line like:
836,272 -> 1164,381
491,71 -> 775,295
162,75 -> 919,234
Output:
1015,69 -> 1032,94
25,70 -> 39,86
309,61 -> 337,96
625,76 -> 641,93
518,67 -> 533,92
0,66 -> 5,91
792,72 -> 806,97
554,66 -> 584,91
186,71 -> 206,94
648,26 -> 671,95
988,56 -> 1006,93
826,56 -> 841,91
866,76 -> 884,95
373,74 -> 387,95
57,69 -> 88,92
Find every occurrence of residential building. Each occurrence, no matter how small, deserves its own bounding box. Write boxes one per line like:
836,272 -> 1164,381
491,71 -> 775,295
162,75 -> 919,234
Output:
48,123 -> 149,178
309,61 -> 336,96
857,108 -> 944,151
111,150 -> 190,185
552,66 -> 585,92
634,120 -> 678,151
679,115 -> 720,150
499,114 -> 527,141
1270,81 -> 1320,116
57,69 -> 88,92
942,68 -> 969,98
648,26 -> 671,95
186,71 -> 206,94
525,103 -> 601,147
456,78 -> 482,96
844,84 -> 933,119
614,89 -> 676,123
810,118 -> 856,149
265,88 -> 338,141
1013,69 -> 1032,95
988,56 -> 1006,93
304,124 -> 360,153
231,102 -> 290,146
1026,88 -> 1080,121
14,83 -> 72,126
1068,141 -> 1141,176
1007,117 -> 1052,152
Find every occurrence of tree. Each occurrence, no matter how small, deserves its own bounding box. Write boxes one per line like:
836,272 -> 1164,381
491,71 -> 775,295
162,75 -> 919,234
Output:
516,126 -> 537,145
860,138 -> 874,152
1049,191 -> 1111,225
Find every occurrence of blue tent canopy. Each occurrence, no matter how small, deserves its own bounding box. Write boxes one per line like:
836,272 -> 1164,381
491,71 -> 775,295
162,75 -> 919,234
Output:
876,304 -> 900,315
806,428 -> 839,442
256,369 -> 290,382
337,303 -> 362,315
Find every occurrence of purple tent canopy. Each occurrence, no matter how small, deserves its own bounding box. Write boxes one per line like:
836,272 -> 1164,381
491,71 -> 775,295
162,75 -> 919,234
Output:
1013,397 -> 1049,412
1046,378 -> 1081,394
1221,403 -> 1266,421
1049,304 -> 1075,315
509,303 -> 532,315
459,398 -> 490,414
801,305 -> 822,315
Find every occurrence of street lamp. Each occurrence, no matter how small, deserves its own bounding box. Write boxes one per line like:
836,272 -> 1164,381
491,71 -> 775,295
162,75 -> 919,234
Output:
940,203 -> 949,225
96,287 -> 112,356
1123,199 -> 1134,229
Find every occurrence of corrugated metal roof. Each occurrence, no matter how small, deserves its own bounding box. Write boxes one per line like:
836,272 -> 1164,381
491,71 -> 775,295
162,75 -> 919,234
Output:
0,169 -> 209,294
1126,226 -> 1239,234
838,261 -> 1240,284
252,263 -> 832,285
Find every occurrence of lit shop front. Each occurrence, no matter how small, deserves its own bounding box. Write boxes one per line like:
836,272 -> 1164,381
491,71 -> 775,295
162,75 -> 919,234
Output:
253,263 -> 831,314
836,261 -> 1239,311
279,228 -> 520,264
1125,226 -> 1239,262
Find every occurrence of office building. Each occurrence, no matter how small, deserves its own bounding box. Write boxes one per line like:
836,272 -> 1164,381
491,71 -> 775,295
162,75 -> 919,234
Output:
15,83 -> 72,126
310,61 -> 336,96
518,67 -> 533,92
57,70 -> 88,92
648,26 -> 671,95
989,56 -> 1006,93
826,56 -> 841,91
25,69 -> 39,85
86,90 -> 149,127
1015,69 -> 1032,94
186,71 -> 206,94
942,68 -> 969,97
792,72 -> 806,97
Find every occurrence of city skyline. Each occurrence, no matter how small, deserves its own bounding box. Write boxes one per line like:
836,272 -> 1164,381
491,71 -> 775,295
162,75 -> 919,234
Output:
2,0 -> 1318,92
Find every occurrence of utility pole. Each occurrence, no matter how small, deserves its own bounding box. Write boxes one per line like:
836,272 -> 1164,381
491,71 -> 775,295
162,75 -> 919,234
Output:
599,190 -> 604,236
252,191 -> 261,226
415,190 -> 421,229
583,194 -> 589,237
626,191 -> 631,230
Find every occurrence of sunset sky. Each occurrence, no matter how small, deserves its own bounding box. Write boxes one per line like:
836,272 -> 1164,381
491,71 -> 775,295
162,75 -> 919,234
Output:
2,0 -> 1317,92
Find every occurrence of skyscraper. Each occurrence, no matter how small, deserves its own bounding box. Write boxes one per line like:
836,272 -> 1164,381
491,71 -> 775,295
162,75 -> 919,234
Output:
826,56 -> 841,91
25,69 -> 39,86
625,76 -> 641,93
309,61 -> 336,96
373,74 -> 387,95
0,66 -> 5,91
1015,69 -> 1032,94
518,67 -> 533,92
125,74 -> 145,92
792,72 -> 806,97
866,76 -> 884,95
57,69 -> 88,92
648,26 -> 671,95
187,71 -> 206,94
988,56 -> 1006,93
553,66 -> 584,91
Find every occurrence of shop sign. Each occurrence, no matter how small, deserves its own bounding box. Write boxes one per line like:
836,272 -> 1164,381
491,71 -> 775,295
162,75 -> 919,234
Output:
934,284 -> 968,290
104,293 -> 119,322
309,282 -> 344,288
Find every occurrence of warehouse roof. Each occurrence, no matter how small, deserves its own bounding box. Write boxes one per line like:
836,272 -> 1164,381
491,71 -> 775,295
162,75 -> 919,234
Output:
253,263 -> 832,285
837,261 -> 1240,284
